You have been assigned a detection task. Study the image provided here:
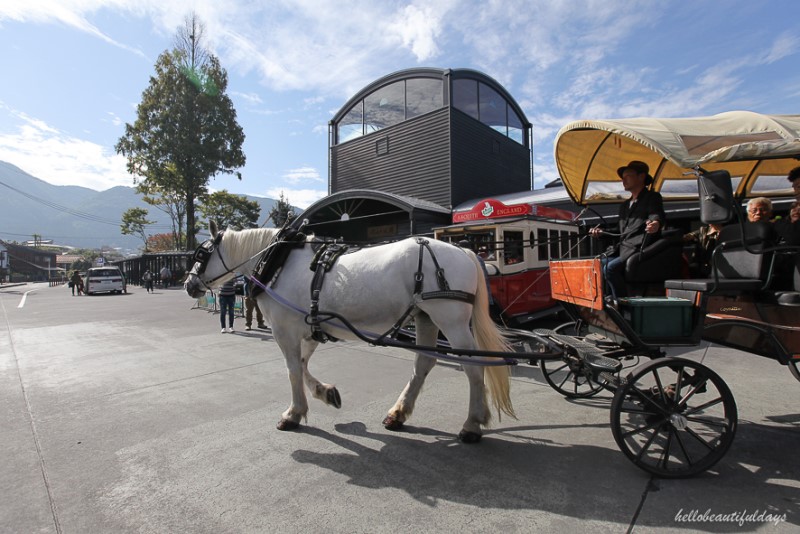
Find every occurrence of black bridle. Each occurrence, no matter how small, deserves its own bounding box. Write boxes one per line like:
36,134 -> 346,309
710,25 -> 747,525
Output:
188,231 -> 234,289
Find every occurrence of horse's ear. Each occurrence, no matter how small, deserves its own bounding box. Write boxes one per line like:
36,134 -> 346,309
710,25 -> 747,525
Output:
209,220 -> 219,237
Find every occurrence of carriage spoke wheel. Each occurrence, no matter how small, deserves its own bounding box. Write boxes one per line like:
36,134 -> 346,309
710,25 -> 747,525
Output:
539,321 -> 604,399
610,358 -> 737,478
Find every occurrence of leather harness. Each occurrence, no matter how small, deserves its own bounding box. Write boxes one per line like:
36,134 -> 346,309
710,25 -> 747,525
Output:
252,233 -> 476,343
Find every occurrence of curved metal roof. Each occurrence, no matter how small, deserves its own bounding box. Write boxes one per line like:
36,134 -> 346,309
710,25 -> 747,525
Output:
292,189 -> 451,234
331,67 -> 531,128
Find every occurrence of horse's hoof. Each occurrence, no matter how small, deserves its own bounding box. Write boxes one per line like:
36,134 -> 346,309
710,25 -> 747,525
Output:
327,387 -> 342,409
277,419 -> 300,431
458,430 -> 482,443
382,415 -> 404,431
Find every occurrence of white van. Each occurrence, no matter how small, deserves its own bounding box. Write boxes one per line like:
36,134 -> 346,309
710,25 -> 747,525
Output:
85,266 -> 126,295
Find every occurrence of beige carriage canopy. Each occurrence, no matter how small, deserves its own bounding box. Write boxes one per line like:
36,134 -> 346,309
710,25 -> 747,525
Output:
554,110 -> 800,205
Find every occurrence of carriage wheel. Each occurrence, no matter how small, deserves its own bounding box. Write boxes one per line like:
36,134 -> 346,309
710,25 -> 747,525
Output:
538,321 -> 604,398
610,358 -> 737,478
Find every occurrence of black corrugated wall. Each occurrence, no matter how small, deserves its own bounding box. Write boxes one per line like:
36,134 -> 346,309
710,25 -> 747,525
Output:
449,109 -> 531,206
331,109 -> 452,207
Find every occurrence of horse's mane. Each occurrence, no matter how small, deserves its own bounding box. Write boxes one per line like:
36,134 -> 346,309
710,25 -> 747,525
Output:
222,227 -> 280,263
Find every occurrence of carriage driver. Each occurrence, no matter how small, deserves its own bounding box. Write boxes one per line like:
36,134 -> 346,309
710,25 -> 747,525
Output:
589,160 -> 665,300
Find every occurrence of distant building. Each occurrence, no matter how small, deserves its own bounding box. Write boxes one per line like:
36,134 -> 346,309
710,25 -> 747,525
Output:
57,254 -> 84,272
0,242 -> 8,282
0,241 -> 59,281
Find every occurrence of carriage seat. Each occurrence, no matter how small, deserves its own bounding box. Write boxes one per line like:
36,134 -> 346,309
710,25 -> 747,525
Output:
625,231 -> 685,283
775,253 -> 800,305
664,222 -> 775,293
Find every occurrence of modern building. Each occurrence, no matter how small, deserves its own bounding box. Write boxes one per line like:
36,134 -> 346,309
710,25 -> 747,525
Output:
302,68 -> 533,240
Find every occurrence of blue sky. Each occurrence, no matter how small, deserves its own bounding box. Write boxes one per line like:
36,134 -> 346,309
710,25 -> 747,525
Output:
1,0 -> 798,208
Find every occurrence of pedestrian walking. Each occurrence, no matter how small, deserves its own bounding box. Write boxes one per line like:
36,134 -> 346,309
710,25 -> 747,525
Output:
142,269 -> 154,293
69,270 -> 83,296
218,278 -> 237,333
159,265 -> 171,288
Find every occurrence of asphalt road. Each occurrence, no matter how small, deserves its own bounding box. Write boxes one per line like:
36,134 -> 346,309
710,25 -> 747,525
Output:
1,282 -> 798,533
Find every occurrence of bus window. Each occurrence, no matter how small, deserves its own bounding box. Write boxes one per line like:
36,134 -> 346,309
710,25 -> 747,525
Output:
569,233 -> 579,258
549,229 -> 560,259
537,228 -> 548,261
560,231 -> 570,258
503,231 -> 524,265
475,231 -> 496,260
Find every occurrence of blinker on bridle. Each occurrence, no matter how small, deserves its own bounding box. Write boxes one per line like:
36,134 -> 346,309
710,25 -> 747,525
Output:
190,231 -> 233,287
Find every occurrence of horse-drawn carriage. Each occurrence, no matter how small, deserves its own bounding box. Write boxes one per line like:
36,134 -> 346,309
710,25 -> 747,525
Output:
185,111 -> 799,479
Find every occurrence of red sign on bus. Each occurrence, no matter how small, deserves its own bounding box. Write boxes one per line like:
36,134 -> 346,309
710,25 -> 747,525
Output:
453,199 -> 574,223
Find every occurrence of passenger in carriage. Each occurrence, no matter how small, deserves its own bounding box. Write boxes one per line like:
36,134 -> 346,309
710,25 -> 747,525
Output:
588,160 -> 665,299
683,222 -> 722,277
788,166 -> 800,201
775,167 -> 800,246
746,197 -> 773,222
775,201 -> 800,245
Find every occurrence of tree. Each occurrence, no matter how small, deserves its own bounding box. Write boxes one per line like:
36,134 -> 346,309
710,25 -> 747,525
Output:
136,164 -> 187,250
146,233 -> 177,252
121,207 -> 155,251
197,190 -> 261,230
268,191 -> 296,227
115,12 -> 246,251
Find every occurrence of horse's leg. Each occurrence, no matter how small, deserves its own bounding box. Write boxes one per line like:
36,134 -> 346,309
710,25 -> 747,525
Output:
383,314 -> 438,431
300,338 -> 342,409
275,335 -> 309,431
435,316 -> 489,443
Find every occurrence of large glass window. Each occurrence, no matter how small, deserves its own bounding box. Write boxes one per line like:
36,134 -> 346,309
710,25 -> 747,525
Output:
452,79 -> 479,120
479,84 -> 506,135
337,78 -> 445,143
337,102 -> 363,143
508,107 -> 524,144
406,78 -> 442,118
452,78 -> 525,145
364,80 -> 405,134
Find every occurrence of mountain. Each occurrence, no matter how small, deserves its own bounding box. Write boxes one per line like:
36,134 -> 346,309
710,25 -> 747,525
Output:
0,161 -> 286,252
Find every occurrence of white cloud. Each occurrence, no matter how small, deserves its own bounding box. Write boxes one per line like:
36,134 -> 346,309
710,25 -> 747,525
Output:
231,91 -> 263,106
283,166 -> 322,184
0,107 -> 130,191
763,32 -> 798,64
264,187 -> 326,209
386,4 -> 444,61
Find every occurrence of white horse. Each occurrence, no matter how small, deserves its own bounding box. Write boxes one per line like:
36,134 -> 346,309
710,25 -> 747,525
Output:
185,222 -> 515,442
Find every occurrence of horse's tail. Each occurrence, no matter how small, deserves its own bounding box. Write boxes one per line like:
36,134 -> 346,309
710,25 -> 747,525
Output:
469,253 -> 516,421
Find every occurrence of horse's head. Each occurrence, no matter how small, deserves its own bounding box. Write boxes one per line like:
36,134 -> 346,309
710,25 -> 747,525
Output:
184,220 -> 236,298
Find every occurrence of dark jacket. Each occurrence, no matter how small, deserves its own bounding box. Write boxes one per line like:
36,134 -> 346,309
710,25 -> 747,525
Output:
613,188 -> 666,261
218,279 -> 237,297
775,218 -> 800,246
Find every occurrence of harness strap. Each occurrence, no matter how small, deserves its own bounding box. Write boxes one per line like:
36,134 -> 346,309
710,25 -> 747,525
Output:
308,243 -> 350,343
251,226 -> 307,296
414,238 -> 471,302
421,290 -> 475,303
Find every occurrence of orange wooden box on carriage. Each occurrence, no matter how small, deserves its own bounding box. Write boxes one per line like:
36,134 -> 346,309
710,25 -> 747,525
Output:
549,259 -> 604,311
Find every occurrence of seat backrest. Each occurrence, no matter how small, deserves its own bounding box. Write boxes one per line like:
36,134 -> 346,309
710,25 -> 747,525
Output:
625,234 -> 684,283
714,222 -> 775,280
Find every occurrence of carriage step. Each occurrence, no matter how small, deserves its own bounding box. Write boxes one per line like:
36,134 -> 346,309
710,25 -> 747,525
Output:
533,330 -> 603,353
533,329 -> 622,374
584,353 -> 623,374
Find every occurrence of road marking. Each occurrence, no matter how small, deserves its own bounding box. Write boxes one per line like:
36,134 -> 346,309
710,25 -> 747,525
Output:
18,289 -> 38,308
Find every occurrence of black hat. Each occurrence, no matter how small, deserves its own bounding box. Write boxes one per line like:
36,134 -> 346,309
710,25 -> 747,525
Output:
617,160 -> 653,186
